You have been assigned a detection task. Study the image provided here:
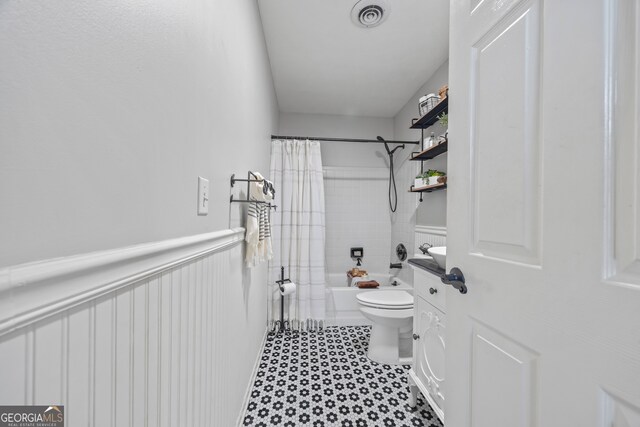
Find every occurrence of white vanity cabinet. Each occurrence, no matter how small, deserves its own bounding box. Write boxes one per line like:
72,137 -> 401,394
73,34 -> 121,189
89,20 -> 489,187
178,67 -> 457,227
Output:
409,266 -> 446,423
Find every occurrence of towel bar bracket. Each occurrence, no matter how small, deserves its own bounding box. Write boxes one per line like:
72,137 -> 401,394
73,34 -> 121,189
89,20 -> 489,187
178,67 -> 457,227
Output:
230,173 -> 263,188
229,172 -> 277,210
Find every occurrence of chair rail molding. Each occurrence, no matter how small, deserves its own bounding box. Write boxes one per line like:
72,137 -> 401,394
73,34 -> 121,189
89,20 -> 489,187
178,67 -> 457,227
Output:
0,227 -> 245,336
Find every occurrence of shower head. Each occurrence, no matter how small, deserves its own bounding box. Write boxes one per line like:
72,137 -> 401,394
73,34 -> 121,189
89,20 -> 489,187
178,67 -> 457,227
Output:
377,136 -> 404,156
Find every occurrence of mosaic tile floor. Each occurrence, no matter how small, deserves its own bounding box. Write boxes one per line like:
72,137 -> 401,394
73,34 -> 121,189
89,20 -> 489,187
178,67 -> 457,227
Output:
241,326 -> 444,427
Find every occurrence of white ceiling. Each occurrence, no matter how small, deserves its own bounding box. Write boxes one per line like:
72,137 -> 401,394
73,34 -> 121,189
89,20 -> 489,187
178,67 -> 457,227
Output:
257,0 -> 450,118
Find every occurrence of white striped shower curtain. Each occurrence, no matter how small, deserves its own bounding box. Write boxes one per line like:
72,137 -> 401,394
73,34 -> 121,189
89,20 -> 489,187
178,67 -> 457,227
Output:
268,140 -> 326,332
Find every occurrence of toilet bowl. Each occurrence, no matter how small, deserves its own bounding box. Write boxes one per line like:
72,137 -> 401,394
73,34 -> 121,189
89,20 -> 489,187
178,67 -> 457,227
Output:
356,290 -> 414,365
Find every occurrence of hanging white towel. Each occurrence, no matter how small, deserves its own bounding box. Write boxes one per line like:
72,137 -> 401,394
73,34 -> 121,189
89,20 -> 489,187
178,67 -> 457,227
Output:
261,186 -> 273,261
245,173 -> 264,266
245,172 -> 273,267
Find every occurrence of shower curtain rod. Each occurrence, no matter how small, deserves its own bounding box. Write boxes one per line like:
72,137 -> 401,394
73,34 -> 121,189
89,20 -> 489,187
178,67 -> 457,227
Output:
271,135 -> 420,145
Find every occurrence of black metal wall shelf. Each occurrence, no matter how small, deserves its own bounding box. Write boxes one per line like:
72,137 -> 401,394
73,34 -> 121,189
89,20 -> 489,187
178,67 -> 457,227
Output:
410,183 -> 447,193
410,140 -> 448,161
410,94 -> 449,202
411,97 -> 448,129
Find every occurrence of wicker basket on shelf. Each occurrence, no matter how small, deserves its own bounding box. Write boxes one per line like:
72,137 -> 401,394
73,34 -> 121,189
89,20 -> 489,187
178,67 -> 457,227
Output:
418,93 -> 440,116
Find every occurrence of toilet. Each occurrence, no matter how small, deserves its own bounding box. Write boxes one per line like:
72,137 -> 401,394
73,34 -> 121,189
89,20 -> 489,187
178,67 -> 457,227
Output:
356,290 -> 414,365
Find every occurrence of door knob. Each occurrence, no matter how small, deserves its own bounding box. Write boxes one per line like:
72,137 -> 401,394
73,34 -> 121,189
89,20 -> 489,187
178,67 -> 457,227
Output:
441,267 -> 468,294
429,287 -> 437,294
412,333 -> 420,340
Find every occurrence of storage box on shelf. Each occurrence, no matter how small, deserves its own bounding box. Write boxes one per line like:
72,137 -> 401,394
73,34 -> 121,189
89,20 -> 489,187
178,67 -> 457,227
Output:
411,97 -> 448,129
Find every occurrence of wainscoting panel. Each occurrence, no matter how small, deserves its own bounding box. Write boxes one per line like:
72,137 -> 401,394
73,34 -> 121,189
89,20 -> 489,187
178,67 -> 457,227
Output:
0,333 -> 27,404
0,228 -> 266,427
414,225 -> 447,252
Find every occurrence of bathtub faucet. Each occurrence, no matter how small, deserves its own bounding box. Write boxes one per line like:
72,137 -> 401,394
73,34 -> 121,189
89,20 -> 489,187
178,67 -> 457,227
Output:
390,263 -> 402,269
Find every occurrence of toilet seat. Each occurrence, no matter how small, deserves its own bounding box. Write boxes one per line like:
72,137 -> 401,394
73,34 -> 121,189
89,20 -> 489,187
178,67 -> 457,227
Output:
356,290 -> 414,310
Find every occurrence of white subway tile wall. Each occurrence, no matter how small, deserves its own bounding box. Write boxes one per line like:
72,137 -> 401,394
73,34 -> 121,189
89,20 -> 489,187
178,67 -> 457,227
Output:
323,167 -> 392,279
389,153 -> 421,285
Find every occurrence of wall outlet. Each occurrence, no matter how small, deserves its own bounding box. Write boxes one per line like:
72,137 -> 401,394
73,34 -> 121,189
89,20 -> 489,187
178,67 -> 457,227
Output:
197,176 -> 209,215
350,247 -> 364,258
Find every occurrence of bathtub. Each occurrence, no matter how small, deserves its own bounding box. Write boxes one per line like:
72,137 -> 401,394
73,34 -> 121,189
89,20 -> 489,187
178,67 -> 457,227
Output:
325,273 -> 413,327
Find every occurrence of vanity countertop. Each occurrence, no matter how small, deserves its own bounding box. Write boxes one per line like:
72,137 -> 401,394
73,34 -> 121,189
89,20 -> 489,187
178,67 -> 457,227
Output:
408,258 -> 445,278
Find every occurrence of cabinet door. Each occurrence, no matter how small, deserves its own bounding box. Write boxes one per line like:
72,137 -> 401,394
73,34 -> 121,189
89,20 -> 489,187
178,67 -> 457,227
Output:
415,296 -> 446,412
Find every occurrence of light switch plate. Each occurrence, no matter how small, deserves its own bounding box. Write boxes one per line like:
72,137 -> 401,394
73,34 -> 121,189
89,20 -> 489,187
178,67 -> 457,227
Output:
197,176 -> 209,215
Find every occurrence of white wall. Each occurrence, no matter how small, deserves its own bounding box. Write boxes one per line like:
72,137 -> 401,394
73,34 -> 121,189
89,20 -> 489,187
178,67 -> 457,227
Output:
393,60 -> 449,229
0,0 -> 277,268
0,1 -> 277,424
278,113 -> 398,276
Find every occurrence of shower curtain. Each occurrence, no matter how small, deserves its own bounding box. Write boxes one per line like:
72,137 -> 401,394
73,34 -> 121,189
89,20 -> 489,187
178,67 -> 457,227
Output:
268,139 -> 326,332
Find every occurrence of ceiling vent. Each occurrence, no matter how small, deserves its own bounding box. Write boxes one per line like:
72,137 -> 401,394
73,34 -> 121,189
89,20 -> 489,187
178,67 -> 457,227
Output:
351,0 -> 389,28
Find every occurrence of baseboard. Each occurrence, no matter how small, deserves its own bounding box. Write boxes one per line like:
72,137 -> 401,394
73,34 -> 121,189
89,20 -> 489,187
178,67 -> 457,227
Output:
237,326 -> 270,426
0,228 -> 245,337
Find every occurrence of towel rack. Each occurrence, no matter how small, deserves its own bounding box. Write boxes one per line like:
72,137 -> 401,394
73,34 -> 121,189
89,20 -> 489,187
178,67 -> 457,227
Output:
230,172 -> 277,210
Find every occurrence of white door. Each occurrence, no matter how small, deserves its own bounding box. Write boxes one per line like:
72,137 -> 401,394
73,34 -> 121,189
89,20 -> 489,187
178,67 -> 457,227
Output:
447,0 -> 640,426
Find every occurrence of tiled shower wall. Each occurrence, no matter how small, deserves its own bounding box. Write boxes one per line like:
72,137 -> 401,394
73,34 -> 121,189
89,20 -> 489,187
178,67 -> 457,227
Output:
323,167 -> 392,280
389,151 -> 421,285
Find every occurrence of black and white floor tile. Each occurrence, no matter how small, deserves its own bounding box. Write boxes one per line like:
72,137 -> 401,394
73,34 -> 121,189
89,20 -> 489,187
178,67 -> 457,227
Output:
242,326 -> 443,427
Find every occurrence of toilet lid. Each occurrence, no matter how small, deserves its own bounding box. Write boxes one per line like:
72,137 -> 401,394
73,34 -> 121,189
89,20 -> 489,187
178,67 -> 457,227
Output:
357,290 -> 414,309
